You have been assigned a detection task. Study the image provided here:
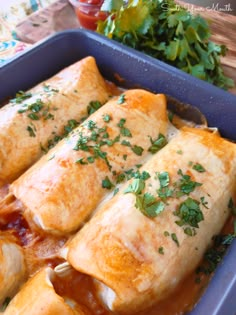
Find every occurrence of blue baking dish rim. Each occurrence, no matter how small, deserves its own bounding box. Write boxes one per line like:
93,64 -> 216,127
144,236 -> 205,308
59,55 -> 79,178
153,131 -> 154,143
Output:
0,29 -> 235,315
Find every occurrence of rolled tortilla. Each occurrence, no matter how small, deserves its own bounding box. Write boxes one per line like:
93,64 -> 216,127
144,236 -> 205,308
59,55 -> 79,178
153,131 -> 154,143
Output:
3,267 -> 88,315
66,127 -> 236,313
0,56 -> 110,185
0,234 -> 27,306
10,89 -> 167,235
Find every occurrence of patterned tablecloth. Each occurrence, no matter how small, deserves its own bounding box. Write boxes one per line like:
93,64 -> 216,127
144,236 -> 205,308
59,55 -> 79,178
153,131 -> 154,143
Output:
0,0 -> 59,66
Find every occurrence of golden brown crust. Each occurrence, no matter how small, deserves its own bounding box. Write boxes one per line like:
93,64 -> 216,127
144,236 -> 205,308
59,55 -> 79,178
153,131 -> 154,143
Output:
10,90 -> 167,235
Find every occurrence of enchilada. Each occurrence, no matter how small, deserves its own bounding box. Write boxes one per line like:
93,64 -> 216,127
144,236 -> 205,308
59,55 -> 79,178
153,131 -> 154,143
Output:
66,127 -> 236,313
8,89 -> 167,235
3,267 -> 89,315
0,56 -> 110,185
0,233 -> 27,306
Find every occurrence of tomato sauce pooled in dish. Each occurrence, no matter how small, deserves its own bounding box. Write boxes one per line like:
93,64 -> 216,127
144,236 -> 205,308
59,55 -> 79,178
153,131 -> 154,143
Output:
3,212 -> 231,315
52,215 -> 236,315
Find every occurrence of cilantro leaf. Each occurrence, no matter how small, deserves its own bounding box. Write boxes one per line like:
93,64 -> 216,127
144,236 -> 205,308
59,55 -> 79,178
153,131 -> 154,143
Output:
177,169 -> 202,194
140,193 -> 165,218
97,0 -> 234,90
124,178 -> 145,194
102,176 -> 114,189
174,197 -> 204,229
192,163 -> 206,173
148,134 -> 167,154
124,177 -> 165,218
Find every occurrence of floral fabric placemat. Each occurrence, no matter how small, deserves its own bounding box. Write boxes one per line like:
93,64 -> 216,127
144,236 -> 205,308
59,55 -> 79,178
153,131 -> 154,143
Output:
0,0 -> 79,66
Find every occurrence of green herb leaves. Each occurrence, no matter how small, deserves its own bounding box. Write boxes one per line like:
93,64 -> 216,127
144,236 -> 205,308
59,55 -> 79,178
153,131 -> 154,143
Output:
177,169 -> 202,195
124,164 -> 206,227
98,0 -> 234,90
196,231 -> 236,278
17,97 -> 55,137
27,125 -> 36,137
117,94 -> 126,104
124,178 -> 165,218
102,176 -> 114,189
10,90 -> 32,104
174,197 -> 204,236
192,163 -> 206,173
148,134 -> 167,154
0,297 -> 11,312
87,100 -> 103,115
124,178 -> 145,195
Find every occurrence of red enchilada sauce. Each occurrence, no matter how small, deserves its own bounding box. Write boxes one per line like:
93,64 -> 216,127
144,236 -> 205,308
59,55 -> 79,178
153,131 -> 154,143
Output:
53,214 -> 236,314
74,0 -> 107,30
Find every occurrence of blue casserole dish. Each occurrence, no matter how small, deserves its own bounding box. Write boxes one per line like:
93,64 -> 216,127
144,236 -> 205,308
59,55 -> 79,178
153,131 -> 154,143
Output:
0,29 -> 235,315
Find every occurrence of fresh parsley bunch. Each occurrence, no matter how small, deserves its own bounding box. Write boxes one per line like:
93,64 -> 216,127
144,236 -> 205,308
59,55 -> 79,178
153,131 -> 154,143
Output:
97,0 -> 234,90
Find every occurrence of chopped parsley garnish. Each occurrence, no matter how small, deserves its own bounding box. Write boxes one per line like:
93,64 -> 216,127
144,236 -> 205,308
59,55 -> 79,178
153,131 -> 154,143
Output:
138,171 -> 150,180
43,84 -> 59,93
27,100 -> 44,113
120,126 -> 132,137
131,145 -> 144,156
18,98 -> 54,123
74,132 -> 90,152
158,247 -> 164,255
27,125 -> 36,137
73,123 -> 113,170
157,171 -> 170,188
138,194 -> 165,218
196,232 -> 236,277
87,120 -> 97,130
171,233 -> 180,247
174,197 -> 204,234
72,112 -> 147,172
113,187 -> 119,195
200,196 -> 209,209
121,139 -> 131,147
28,113 -> 40,120
117,118 -> 132,137
157,171 -> 173,201
117,94 -> 126,104
87,156 -> 95,163
176,169 -> 202,195
124,178 -> 145,195
148,134 -> 167,154
124,178 -> 165,218
117,118 -> 126,127
10,90 -> 32,104
76,158 -> 88,165
64,119 -> 79,134
87,100 -> 103,115
184,227 -> 195,236
103,114 -> 111,122
192,163 -> 206,173
102,176 -> 114,189
116,173 -> 126,184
